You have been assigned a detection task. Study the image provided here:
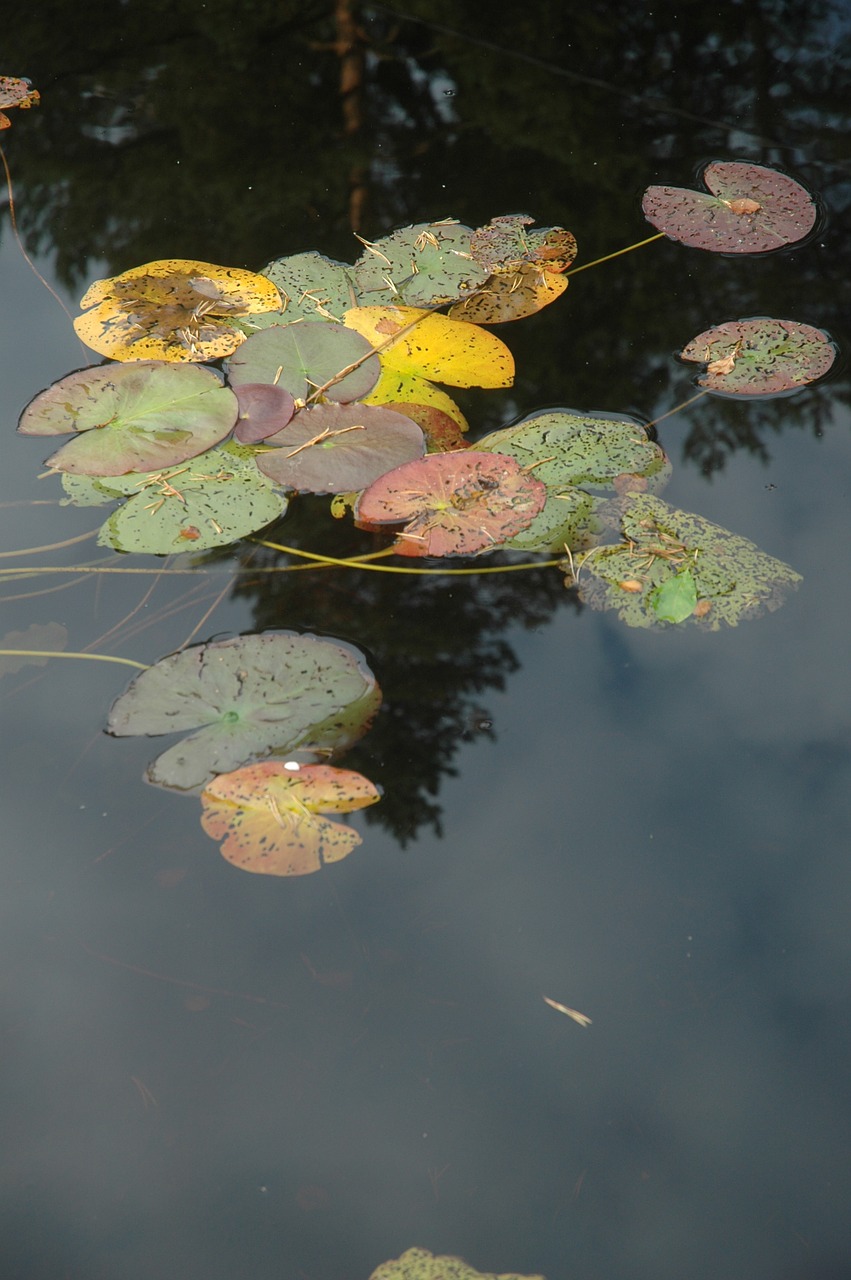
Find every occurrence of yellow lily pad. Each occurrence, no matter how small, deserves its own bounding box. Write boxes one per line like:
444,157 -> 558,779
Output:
343,305 -> 514,388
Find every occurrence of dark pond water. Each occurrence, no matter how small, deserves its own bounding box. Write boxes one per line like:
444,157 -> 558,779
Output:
2,5 -> 851,1279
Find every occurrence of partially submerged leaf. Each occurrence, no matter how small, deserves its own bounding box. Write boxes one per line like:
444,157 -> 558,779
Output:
224,320 -> 379,403
238,251 -> 359,330
355,451 -> 547,557
679,318 -> 836,395
573,494 -> 802,629
233,383 -> 296,443
0,76 -> 40,129
96,442 -> 287,554
343,306 -> 514,388
201,762 -> 380,876
642,161 -> 817,253
369,1246 -> 545,1280
108,631 -> 381,791
255,403 -> 425,494
73,260 -> 282,362
0,622 -> 67,677
352,221 -> 488,306
18,362 -> 238,476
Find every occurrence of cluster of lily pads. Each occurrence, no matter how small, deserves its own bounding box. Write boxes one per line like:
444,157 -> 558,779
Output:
10,159 -> 833,875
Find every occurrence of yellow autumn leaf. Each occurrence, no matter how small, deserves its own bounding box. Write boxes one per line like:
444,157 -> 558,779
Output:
360,366 -> 469,433
343,305 -> 514,388
73,259 -> 282,363
449,263 -> 568,325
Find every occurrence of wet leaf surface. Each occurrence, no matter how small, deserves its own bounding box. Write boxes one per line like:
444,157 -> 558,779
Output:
642,161 -> 816,253
355,451 -> 547,556
679,317 -> 836,395
369,1246 -> 545,1280
96,441 -> 286,554
255,403 -> 425,493
224,320 -> 379,403
108,631 -> 381,791
200,761 -> 380,876
573,494 -> 802,629
18,361 -> 238,476
73,259 -> 281,362
352,221 -> 488,306
232,383 -> 296,443
343,305 -> 514,388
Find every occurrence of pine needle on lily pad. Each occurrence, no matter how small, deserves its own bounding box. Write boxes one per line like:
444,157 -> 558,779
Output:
352,221 -> 488,306
96,442 -> 287,554
679,318 -> 836,396
368,1247 -> 545,1280
642,161 -> 816,254
73,260 -> 282,362
236,251 -> 360,331
201,762 -> 380,876
224,320 -> 380,403
355,451 -> 547,557
18,361 -> 238,476
108,631 -> 381,791
570,494 -> 802,629
255,403 -> 425,494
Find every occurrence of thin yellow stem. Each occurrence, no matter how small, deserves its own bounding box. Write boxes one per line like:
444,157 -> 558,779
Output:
645,388 -> 709,429
0,649 -> 148,671
252,537 -> 561,575
564,232 -> 665,278
0,529 -> 97,558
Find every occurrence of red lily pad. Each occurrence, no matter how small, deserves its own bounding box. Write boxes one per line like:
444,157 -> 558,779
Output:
255,403 -> 425,494
379,402 -> 469,452
201,761 -> 380,876
233,383 -> 296,443
680,318 -> 836,395
642,161 -> 816,253
355,451 -> 547,557
224,320 -> 380,403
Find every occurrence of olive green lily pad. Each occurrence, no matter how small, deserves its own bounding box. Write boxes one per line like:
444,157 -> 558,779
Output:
572,494 -> 802,629
224,321 -> 379,403
97,442 -> 287,554
256,403 -> 425,494
352,221 -> 488,306
476,409 -> 671,494
501,487 -> 599,553
18,361 -> 238,476
60,473 -> 127,507
679,318 -> 836,396
108,631 -> 382,791
235,251 -> 360,331
369,1247 -> 545,1280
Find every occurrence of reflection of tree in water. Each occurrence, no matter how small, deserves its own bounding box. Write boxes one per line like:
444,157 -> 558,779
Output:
231,501 -> 570,842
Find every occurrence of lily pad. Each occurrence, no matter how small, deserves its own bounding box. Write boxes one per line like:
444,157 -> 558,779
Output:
236,252 -> 360,331
572,494 -> 802,629
378,402 -> 468,452
201,762 -> 380,876
73,259 -> 282,362
499,488 -> 598,553
476,410 -> 671,493
60,473 -> 128,507
352,221 -> 488,306
255,403 -> 425,494
343,306 -> 514,388
0,76 -> 40,129
369,1247 -> 545,1280
679,318 -> 836,396
361,367 -> 469,434
449,263 -> 568,324
642,161 -> 817,253
107,631 -> 382,791
18,362 -> 238,476
355,451 -> 547,557
224,321 -> 380,403
97,442 -> 287,554
233,383 -> 296,443
470,214 -> 577,275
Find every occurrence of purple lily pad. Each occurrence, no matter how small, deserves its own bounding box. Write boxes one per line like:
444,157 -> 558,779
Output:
233,383 -> 296,443
255,403 -> 425,494
680,318 -> 836,396
642,161 -> 816,253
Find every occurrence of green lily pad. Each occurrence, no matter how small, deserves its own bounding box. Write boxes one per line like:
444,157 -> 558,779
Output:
476,409 -> 671,493
235,252 -> 360,332
501,487 -> 598,553
572,494 -> 802,629
679,318 -> 836,396
224,321 -> 379,403
107,631 -> 382,791
352,221 -> 488,306
355,451 -> 547,557
256,403 -> 425,494
60,473 -> 127,507
369,1247 -> 545,1280
97,442 -> 287,554
17,361 -> 238,476
642,161 -> 816,253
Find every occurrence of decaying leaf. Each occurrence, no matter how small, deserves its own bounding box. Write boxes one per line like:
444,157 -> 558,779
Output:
0,76 -> 40,129
369,1247 -> 545,1280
